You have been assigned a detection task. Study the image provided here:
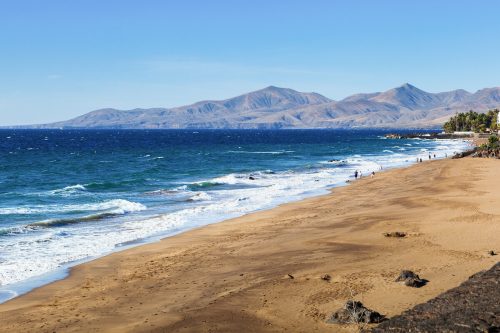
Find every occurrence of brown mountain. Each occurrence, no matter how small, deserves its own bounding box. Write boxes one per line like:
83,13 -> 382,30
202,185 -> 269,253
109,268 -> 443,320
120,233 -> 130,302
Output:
22,84 -> 500,129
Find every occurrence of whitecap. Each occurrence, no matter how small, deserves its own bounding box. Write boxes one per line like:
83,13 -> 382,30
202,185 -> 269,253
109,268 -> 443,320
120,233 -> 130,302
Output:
50,184 -> 87,195
188,192 -> 212,201
0,199 -> 146,215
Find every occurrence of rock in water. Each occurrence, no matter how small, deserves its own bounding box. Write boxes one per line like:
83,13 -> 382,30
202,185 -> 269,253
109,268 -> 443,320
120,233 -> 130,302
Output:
327,300 -> 384,324
395,270 -> 426,287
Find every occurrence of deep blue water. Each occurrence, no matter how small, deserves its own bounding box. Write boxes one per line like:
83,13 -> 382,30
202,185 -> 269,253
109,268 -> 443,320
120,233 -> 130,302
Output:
0,129 -> 470,301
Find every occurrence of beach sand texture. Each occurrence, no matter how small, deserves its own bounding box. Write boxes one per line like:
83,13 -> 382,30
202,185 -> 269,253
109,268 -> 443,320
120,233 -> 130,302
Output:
0,158 -> 498,332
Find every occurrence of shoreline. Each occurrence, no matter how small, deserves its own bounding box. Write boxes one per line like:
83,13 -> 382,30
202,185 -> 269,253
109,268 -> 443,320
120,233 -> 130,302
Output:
0,156 -> 498,332
0,138 -> 472,304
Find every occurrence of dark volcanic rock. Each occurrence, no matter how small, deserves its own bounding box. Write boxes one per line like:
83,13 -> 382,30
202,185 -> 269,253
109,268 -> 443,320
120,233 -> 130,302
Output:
369,262 -> 500,333
383,231 -> 407,238
395,270 -> 427,288
327,300 -> 384,324
321,274 -> 332,281
453,148 -> 477,159
404,277 -> 426,288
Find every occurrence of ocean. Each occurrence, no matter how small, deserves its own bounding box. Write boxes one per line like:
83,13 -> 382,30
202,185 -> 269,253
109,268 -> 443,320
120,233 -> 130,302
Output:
0,129 -> 470,302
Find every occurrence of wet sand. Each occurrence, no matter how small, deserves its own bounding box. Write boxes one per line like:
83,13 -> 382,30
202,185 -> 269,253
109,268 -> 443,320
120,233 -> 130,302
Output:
0,157 -> 498,332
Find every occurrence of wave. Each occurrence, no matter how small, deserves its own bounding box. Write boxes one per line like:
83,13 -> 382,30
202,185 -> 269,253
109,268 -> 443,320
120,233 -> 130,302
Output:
0,226 -> 30,236
226,150 -> 294,154
143,189 -> 180,196
28,212 -> 119,228
322,159 -> 349,166
0,199 -> 146,216
186,181 -> 224,190
49,184 -> 87,195
85,179 -> 144,190
94,199 -> 147,214
0,199 -> 147,234
187,192 -> 212,201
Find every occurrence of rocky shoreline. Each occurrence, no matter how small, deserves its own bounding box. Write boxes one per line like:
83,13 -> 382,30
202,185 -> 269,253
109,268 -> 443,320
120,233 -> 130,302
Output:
384,133 -> 474,139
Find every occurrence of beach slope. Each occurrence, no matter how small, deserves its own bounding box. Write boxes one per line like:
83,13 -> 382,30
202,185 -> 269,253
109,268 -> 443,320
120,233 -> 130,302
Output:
0,158 -> 499,332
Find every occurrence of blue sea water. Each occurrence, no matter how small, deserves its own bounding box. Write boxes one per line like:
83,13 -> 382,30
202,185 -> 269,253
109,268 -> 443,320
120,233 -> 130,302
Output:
0,129 -> 470,302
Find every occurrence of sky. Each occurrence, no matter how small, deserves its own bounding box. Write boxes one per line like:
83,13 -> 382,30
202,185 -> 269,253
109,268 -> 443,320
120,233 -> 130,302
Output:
1,0 -> 500,125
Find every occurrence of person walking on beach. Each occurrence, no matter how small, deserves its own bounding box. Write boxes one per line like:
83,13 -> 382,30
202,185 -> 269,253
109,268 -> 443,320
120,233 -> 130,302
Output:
428,154 -> 431,160
354,170 -> 358,179
371,171 -> 375,178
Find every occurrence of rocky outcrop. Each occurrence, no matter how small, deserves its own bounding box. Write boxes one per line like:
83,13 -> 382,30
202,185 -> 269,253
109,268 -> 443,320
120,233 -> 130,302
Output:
472,148 -> 500,159
395,270 -> 427,288
369,262 -> 500,332
327,300 -> 384,324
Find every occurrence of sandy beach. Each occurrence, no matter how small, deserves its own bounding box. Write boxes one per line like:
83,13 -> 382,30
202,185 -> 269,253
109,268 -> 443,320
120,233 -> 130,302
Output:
0,157 -> 498,332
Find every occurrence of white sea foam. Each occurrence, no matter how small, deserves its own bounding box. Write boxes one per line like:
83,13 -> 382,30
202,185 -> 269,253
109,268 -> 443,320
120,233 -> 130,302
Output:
0,199 -> 146,215
188,192 -> 212,201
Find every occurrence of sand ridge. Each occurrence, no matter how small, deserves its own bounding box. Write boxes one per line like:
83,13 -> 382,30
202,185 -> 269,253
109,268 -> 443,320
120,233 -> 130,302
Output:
0,158 -> 498,332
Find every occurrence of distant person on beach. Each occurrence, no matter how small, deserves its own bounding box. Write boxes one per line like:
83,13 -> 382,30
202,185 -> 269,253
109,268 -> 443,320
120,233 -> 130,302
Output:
428,154 -> 431,160
434,154 -> 436,158
420,158 -> 423,163
354,170 -> 358,179
371,171 -> 375,178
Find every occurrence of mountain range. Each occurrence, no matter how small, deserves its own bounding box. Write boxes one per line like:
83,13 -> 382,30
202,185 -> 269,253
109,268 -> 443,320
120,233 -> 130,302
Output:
20,83 -> 500,129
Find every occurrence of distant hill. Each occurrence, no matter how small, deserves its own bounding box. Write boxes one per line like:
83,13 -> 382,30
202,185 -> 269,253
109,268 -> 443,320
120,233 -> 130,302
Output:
17,84 -> 500,129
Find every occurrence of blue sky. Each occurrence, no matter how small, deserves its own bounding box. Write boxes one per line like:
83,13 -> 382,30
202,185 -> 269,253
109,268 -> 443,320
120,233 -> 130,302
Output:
1,0 -> 500,125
